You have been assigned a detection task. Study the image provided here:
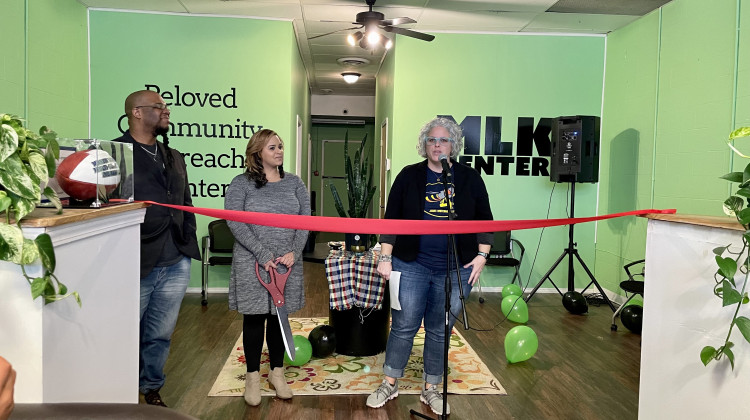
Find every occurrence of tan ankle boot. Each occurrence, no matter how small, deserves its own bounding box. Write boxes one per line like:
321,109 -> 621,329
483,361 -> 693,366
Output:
268,367 -> 293,399
244,371 -> 261,406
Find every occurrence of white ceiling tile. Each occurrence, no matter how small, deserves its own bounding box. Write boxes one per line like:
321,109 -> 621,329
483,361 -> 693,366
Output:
426,0 -> 557,13
416,9 -> 538,31
523,12 -> 639,33
81,0 -> 187,13
180,0 -> 302,19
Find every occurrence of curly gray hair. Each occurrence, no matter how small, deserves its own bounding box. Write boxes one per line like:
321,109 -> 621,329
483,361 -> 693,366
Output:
416,117 -> 464,160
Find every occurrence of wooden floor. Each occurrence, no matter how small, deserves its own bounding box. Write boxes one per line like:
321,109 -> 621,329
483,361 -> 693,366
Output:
160,262 -> 641,420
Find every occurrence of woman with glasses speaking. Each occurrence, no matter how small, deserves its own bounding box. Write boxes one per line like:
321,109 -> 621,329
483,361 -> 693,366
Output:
366,117 -> 494,415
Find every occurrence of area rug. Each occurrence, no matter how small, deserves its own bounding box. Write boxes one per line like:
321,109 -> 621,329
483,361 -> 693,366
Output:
208,317 -> 505,396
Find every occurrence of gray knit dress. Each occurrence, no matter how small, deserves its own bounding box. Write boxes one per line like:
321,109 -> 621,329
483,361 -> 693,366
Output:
224,172 -> 311,315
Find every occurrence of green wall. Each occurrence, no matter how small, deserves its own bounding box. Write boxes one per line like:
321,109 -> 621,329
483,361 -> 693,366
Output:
597,0 -> 749,295
291,38 -> 311,195
375,43 -> 396,205
0,0 -> 88,137
0,0 -> 26,116
386,34 -> 605,288
89,10 -> 308,289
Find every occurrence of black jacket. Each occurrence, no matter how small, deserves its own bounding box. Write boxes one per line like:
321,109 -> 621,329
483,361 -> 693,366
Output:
380,160 -> 494,265
114,131 -> 200,278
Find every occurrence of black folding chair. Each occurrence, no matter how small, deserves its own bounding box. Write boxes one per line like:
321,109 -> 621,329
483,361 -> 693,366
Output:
611,259 -> 645,331
200,219 -> 235,306
477,231 -> 525,303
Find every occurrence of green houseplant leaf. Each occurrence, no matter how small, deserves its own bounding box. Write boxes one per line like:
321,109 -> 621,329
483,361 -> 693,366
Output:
329,131 -> 376,219
0,113 -> 73,305
735,316 -> 750,344
721,172 -> 743,183
703,126 -> 750,370
722,279 -> 742,306
700,345 -> 717,366
716,256 -> 737,279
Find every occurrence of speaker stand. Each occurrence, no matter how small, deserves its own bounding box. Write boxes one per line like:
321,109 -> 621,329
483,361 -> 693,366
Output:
524,182 -> 616,312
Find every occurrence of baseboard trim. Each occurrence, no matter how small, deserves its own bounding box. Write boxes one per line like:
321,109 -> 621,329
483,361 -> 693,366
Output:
188,287 -> 629,307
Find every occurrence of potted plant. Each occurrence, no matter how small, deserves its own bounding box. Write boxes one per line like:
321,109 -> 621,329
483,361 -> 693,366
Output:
329,131 -> 377,253
701,126 -> 750,369
0,113 -> 78,305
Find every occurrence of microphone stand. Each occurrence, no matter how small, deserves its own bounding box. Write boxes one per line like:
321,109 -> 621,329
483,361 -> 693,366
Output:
410,162 -> 468,420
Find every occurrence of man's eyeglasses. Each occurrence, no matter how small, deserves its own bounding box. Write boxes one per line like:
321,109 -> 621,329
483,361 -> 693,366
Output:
425,136 -> 452,145
135,103 -> 169,111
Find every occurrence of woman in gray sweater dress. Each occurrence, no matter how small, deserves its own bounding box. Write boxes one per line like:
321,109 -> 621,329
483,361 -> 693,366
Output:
224,129 -> 310,406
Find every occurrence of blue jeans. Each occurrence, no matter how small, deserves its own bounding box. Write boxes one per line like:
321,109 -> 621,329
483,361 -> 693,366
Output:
383,257 -> 472,385
139,256 -> 191,394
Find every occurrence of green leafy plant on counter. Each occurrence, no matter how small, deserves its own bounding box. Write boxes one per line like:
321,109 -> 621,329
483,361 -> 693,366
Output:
0,113 -> 78,305
701,126 -> 750,369
329,131 -> 376,219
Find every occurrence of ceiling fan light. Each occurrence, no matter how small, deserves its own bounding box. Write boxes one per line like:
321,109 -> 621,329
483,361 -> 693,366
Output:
347,31 -> 363,47
342,72 -> 361,84
367,31 -> 381,46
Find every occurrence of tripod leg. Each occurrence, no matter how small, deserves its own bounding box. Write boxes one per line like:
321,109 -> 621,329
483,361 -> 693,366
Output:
525,249 -> 567,303
548,278 -> 564,295
573,251 -> 616,312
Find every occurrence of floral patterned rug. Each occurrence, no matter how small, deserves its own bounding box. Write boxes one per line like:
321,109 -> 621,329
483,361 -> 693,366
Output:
208,317 -> 505,396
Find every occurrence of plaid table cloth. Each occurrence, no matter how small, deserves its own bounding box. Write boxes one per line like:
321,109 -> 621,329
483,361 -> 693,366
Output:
325,249 -> 386,310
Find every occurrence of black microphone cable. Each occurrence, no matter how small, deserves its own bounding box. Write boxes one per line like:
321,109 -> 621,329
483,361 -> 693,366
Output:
449,182 -> 558,332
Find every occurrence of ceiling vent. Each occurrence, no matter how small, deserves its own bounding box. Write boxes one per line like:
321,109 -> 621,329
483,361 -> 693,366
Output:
320,89 -> 334,95
337,57 -> 370,67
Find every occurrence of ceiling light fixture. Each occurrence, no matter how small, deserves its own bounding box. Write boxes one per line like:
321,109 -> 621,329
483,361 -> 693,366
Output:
347,29 -> 391,51
341,72 -> 361,84
347,31 -> 363,47
367,30 -> 381,46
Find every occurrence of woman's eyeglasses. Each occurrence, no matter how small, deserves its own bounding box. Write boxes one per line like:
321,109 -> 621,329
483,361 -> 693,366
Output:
425,136 -> 452,145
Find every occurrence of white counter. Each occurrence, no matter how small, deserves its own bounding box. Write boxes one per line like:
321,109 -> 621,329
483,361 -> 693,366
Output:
0,203 -> 147,403
640,214 -> 750,419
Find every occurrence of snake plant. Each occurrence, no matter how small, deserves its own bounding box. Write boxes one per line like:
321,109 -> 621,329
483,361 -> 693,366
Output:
329,131 -> 376,219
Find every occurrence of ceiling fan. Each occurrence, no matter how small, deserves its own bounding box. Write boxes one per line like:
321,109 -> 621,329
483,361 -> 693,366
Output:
308,0 -> 434,49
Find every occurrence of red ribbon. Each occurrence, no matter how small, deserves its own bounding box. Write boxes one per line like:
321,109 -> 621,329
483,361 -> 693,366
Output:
143,201 -> 675,234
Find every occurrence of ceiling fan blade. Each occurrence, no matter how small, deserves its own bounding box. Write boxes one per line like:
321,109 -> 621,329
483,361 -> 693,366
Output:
381,25 -> 435,42
380,17 -> 416,26
308,26 -> 361,40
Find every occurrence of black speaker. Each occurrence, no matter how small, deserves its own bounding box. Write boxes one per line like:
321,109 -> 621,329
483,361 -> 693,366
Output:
550,116 -> 600,183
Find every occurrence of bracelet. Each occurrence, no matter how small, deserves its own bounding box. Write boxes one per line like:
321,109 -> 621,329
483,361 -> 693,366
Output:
477,251 -> 489,259
379,254 -> 393,263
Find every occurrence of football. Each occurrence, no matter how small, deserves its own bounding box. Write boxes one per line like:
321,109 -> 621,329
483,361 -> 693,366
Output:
55,149 -> 121,200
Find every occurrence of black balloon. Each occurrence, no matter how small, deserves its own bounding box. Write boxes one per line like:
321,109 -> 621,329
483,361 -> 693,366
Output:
308,324 -> 337,358
621,305 -> 643,334
562,291 -> 588,314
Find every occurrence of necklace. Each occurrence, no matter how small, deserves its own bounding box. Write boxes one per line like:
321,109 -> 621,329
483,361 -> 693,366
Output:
140,144 -> 159,161
139,143 -> 165,169
429,168 -> 444,184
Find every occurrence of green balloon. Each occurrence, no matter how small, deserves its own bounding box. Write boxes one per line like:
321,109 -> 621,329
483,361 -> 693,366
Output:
283,335 -> 313,366
500,295 -> 529,323
502,284 -> 523,298
504,325 -> 538,363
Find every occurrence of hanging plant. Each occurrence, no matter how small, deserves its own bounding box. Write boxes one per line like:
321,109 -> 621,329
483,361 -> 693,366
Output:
0,113 -> 79,305
701,126 -> 750,369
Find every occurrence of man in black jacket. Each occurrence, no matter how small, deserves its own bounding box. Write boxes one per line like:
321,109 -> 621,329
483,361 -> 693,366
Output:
113,90 -> 200,407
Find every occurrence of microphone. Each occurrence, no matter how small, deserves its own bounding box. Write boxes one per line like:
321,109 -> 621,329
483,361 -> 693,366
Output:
439,154 -> 452,178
